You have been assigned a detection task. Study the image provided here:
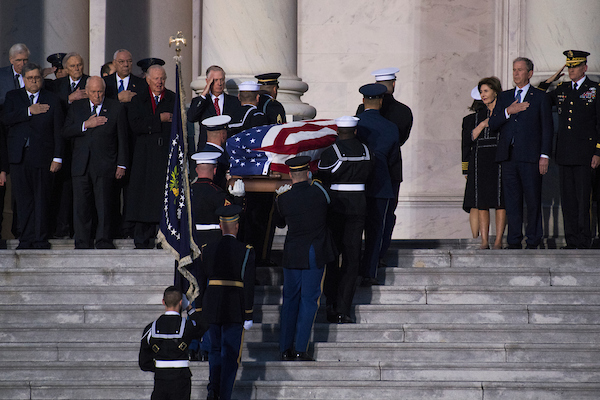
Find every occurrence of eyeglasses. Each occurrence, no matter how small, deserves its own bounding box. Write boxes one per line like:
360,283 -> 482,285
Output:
116,59 -> 133,65
25,76 -> 42,82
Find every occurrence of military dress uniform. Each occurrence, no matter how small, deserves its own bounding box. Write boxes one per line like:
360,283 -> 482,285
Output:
356,84 -> 400,284
318,116 -> 371,323
139,308 -> 207,400
228,104 -> 268,136
275,156 -> 336,360
255,73 -> 287,125
539,51 -> 600,248
197,209 -> 255,400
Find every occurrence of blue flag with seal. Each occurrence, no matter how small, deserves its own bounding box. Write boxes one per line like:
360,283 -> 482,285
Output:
157,63 -> 200,301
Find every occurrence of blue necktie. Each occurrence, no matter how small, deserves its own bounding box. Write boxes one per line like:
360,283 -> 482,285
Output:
515,89 -> 523,103
118,79 -> 124,93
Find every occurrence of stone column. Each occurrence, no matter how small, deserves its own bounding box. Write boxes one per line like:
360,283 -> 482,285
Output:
190,0 -> 315,119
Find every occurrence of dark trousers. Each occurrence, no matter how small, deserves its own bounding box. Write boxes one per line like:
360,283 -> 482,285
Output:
241,192 -> 276,264
324,211 -> 364,316
379,180 -> 400,260
151,375 -> 191,400
133,221 -> 157,248
207,323 -> 244,400
361,197 -> 391,278
280,246 -> 325,353
10,155 -> 52,248
501,160 -> 543,246
72,173 -> 114,248
560,164 -> 592,248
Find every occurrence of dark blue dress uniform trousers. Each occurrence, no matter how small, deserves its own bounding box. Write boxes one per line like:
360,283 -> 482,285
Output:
207,323 -> 244,400
280,246 -> 325,353
361,197 -> 391,279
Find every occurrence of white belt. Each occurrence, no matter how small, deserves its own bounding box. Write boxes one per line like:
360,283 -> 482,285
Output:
330,184 -> 365,191
195,224 -> 220,231
155,360 -> 189,368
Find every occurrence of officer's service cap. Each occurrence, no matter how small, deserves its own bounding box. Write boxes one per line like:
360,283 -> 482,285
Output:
137,58 -> 165,73
359,83 -> 387,99
238,81 -> 260,91
47,53 -> 67,69
564,50 -> 590,67
191,151 -> 222,164
335,116 -> 359,128
285,155 -> 311,172
216,204 -> 242,223
255,73 -> 281,86
202,115 -> 231,131
371,67 -> 399,81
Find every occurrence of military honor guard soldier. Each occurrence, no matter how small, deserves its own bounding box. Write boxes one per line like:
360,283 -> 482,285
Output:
255,72 -> 287,125
318,116 -> 372,324
139,286 -> 207,400
137,57 -> 165,78
356,83 -> 400,286
197,204 -> 256,400
228,80 -> 268,136
357,67 -> 413,268
275,156 -> 336,361
200,115 -> 233,190
539,50 -> 600,249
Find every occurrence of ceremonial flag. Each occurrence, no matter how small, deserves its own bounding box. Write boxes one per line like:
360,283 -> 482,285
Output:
226,119 -> 338,175
157,63 -> 200,300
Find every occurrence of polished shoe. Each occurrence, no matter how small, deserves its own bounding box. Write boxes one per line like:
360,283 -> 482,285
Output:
206,390 -> 219,400
200,350 -> 209,361
560,245 -> 577,249
360,277 -> 380,287
189,349 -> 201,361
337,314 -> 355,324
280,349 -> 295,361
504,244 -> 522,249
295,351 -> 314,361
95,241 -> 116,249
525,244 -> 539,249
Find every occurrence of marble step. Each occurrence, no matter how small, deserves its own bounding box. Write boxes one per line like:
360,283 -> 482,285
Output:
3,379 -> 600,400
1,322 -> 599,344
1,360 -> 599,383
3,341 -> 600,364
5,303 -> 597,326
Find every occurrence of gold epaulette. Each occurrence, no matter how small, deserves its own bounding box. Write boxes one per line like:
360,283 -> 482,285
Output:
246,244 -> 253,249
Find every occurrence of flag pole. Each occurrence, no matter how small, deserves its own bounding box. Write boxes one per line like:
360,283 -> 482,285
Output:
157,31 -> 201,302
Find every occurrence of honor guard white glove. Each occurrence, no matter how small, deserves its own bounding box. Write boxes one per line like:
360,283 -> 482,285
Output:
275,184 -> 292,195
181,294 -> 190,310
228,179 -> 245,197
243,320 -> 253,330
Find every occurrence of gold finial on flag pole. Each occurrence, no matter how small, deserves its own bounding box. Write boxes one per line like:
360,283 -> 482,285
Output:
169,31 -> 187,60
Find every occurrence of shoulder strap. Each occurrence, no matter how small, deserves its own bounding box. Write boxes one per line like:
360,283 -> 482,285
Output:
262,97 -> 272,114
312,180 -> 331,204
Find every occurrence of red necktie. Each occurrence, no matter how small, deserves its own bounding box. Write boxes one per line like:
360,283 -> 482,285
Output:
214,97 -> 221,115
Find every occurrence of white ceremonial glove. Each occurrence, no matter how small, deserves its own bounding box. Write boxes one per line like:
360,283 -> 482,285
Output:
228,179 -> 245,197
243,320 -> 253,330
181,294 -> 190,311
275,184 -> 292,195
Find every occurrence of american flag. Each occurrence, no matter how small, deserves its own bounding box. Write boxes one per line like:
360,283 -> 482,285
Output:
226,119 -> 338,175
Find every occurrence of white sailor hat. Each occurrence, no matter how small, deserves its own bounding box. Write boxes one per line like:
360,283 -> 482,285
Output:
335,116 -> 359,128
191,151 -> 222,164
202,115 -> 232,131
238,81 -> 260,91
470,86 -> 481,101
371,67 -> 400,81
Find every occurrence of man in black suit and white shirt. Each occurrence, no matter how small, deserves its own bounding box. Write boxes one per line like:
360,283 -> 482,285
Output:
489,57 -> 553,249
63,76 -> 128,249
187,65 -> 241,150
1,63 -> 64,249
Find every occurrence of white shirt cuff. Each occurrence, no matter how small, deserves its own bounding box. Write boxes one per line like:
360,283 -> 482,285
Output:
53,158 -> 62,163
504,109 -> 510,119
540,154 -> 549,159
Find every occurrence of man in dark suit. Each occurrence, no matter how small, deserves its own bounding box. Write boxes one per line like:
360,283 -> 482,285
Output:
187,65 -> 241,150
63,76 -> 128,249
255,72 -> 286,125
356,68 -> 413,267
126,65 -> 175,249
489,57 -> 553,249
0,44 -> 30,240
49,52 -> 90,238
1,63 -> 64,249
274,156 -> 336,361
103,49 -> 147,239
197,204 -> 255,400
539,50 -> 600,249
356,83 -> 400,286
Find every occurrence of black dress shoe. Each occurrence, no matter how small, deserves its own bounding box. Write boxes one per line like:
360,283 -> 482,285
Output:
189,349 -> 201,361
206,390 -> 219,400
525,244 -> 539,249
295,351 -> 314,361
280,349 -> 294,361
337,314 -> 355,324
561,245 -> 577,249
504,244 -> 522,249
95,241 -> 116,249
360,277 -> 380,287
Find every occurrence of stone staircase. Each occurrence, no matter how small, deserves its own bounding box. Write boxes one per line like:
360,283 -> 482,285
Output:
1,242 -> 600,399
